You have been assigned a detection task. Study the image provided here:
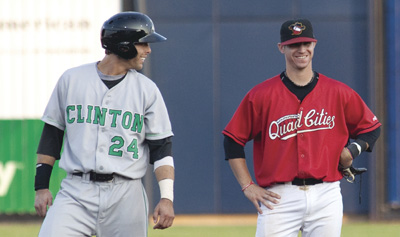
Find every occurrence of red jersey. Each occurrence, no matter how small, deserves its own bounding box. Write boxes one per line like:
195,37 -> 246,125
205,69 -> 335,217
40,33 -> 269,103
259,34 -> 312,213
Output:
223,73 -> 381,187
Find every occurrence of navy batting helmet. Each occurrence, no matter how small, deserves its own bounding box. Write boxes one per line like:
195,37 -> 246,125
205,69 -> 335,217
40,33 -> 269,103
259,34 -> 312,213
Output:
101,12 -> 166,59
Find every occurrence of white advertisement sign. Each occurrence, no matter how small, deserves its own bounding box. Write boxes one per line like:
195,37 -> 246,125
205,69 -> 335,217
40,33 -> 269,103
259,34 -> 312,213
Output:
0,0 -> 121,119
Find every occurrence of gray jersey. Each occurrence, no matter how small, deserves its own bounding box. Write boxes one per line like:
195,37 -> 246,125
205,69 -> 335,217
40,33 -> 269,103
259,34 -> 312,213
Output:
42,62 -> 173,179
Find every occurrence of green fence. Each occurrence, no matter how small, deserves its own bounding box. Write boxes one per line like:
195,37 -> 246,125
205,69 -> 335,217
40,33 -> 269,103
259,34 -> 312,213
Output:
0,119 -> 65,214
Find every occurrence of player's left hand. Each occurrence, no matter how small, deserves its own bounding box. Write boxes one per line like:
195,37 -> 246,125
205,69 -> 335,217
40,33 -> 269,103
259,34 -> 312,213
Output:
339,165 -> 367,183
153,198 -> 175,230
339,147 -> 353,168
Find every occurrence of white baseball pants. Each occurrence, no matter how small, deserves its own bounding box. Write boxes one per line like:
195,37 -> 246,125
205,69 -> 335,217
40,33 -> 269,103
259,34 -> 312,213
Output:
38,174 -> 148,237
256,181 -> 343,237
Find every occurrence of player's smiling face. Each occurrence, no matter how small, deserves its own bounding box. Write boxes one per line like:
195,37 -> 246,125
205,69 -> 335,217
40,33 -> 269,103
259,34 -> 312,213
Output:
130,43 -> 151,70
278,42 -> 316,71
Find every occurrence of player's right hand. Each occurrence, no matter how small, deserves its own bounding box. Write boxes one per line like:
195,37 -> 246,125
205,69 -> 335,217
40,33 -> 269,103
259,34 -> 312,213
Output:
34,189 -> 53,217
243,184 -> 280,214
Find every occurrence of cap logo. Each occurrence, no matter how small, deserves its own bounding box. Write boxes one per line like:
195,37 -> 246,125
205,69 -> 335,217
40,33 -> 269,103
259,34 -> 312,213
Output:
289,22 -> 306,36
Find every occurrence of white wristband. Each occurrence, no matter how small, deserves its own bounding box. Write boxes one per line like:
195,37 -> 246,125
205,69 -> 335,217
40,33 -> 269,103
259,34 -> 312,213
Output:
158,179 -> 174,202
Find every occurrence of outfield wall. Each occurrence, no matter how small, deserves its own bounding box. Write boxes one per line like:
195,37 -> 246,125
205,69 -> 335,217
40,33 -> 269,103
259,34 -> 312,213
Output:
0,120 -> 64,213
1,0 -> 398,219
142,0 -> 388,216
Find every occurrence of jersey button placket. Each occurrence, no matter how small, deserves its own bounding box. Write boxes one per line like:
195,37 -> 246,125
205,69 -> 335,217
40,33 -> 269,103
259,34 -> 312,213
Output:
96,93 -> 112,173
104,93 -> 112,105
297,106 -> 307,176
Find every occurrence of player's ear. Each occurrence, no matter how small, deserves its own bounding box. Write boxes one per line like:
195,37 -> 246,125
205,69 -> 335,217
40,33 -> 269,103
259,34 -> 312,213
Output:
277,43 -> 285,54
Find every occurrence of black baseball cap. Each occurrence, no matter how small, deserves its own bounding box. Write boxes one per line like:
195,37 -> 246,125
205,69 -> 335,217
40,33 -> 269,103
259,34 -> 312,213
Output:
280,19 -> 317,46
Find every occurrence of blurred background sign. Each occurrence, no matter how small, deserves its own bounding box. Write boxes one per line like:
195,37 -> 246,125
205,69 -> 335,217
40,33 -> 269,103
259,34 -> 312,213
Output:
0,0 -> 120,119
0,0 -> 121,214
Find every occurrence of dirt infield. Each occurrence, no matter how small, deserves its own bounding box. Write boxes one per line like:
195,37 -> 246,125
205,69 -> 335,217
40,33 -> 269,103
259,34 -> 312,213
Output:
2,213 -> 398,227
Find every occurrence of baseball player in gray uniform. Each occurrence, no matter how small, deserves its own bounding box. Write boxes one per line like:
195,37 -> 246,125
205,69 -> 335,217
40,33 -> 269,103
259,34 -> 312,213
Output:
34,11 -> 175,236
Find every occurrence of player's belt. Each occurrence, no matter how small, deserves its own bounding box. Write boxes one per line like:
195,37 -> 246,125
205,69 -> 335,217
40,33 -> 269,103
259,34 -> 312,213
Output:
277,178 -> 323,186
73,172 -> 114,182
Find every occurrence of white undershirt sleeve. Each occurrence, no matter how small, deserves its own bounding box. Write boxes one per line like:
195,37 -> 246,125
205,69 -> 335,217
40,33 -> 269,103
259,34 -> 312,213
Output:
153,156 -> 174,171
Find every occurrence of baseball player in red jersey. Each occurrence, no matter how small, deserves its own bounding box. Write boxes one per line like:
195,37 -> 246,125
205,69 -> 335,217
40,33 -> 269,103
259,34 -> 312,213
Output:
223,19 -> 381,236
34,12 -> 175,236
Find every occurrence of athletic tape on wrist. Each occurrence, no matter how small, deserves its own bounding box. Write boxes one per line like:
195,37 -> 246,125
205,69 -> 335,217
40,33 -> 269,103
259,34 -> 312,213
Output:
158,179 -> 174,202
34,163 -> 53,191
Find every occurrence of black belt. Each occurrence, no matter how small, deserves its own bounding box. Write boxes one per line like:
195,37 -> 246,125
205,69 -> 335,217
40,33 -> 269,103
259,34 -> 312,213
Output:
73,172 -> 114,182
277,178 -> 323,186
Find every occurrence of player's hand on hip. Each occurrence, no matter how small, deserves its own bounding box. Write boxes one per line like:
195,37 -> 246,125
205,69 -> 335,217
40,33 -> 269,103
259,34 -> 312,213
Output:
339,147 -> 353,168
34,189 -> 53,217
153,198 -> 175,230
243,184 -> 280,214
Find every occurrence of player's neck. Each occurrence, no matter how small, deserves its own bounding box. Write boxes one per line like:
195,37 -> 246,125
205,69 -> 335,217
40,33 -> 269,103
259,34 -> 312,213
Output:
285,68 -> 314,87
98,55 -> 130,76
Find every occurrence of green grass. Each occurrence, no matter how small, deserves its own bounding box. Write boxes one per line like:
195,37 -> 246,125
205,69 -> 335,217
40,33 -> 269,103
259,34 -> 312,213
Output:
341,222 -> 400,237
1,221 -> 399,237
0,223 -> 41,237
148,223 -> 400,237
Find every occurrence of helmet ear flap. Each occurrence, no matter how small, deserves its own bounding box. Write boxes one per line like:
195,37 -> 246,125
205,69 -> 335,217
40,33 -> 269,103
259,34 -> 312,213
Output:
118,44 -> 130,53
115,42 -> 137,59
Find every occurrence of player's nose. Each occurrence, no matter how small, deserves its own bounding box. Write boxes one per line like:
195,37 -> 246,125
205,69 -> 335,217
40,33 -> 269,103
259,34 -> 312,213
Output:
146,45 -> 151,54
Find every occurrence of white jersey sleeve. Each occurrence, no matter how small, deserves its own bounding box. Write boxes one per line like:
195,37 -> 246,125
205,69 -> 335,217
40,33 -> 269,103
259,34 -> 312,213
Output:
144,86 -> 173,140
42,74 -> 68,131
